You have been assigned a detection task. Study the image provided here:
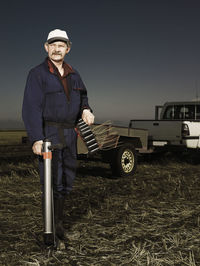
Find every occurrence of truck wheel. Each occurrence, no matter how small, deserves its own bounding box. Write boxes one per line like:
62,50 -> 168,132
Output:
110,143 -> 137,177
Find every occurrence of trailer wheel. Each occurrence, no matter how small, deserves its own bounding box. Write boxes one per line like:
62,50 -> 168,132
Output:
110,143 -> 137,177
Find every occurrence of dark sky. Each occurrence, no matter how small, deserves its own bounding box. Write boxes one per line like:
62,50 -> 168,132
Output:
1,0 -> 200,127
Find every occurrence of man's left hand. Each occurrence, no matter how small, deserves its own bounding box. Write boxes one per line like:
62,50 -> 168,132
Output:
82,109 -> 95,125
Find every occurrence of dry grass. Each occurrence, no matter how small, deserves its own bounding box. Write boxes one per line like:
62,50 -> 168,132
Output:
1,153 -> 200,265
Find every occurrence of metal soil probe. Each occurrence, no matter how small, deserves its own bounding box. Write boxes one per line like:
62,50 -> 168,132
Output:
43,139 -> 56,247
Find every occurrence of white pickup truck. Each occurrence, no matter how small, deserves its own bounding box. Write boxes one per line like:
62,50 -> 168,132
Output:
130,101 -> 200,151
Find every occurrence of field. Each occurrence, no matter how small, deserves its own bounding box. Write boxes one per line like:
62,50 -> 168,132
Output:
1,131 -> 200,265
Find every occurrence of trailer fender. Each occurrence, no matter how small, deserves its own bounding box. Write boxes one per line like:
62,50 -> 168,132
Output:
119,136 -> 142,148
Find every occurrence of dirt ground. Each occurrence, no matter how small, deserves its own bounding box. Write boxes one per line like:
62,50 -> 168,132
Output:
0,153 -> 200,265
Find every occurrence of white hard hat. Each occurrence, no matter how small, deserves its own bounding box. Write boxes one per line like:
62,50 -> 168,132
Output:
47,29 -> 70,44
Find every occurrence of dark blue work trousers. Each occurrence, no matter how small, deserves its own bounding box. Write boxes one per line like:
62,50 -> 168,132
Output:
39,127 -> 77,199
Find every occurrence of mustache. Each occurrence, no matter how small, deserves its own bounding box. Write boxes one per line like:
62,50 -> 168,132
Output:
52,52 -> 62,55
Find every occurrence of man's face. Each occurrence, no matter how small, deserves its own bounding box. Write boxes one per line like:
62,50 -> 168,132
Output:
45,41 -> 70,62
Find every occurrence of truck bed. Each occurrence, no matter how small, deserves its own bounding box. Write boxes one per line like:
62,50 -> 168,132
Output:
130,120 -> 183,144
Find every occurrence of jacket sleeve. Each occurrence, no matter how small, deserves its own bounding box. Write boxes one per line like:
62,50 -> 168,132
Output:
76,71 -> 92,113
22,69 -> 45,144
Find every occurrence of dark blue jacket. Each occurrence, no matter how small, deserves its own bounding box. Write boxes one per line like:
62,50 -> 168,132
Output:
22,59 -> 91,144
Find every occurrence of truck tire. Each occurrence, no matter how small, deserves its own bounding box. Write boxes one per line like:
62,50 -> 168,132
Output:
110,143 -> 137,177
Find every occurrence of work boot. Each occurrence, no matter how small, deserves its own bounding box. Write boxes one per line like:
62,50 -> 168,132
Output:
54,197 -> 65,240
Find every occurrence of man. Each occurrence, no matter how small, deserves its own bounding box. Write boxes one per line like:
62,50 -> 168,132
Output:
22,29 -> 94,244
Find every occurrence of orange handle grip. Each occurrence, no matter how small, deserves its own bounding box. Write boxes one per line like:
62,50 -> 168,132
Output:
43,151 -> 52,160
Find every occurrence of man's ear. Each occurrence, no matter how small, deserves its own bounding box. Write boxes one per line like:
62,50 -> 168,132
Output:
44,42 -> 49,53
66,46 -> 71,54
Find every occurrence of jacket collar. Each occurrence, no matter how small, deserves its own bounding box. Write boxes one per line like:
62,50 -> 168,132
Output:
45,57 -> 75,76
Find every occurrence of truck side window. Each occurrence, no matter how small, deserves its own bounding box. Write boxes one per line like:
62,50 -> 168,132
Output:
163,106 -> 174,119
176,106 -> 184,119
185,105 -> 195,119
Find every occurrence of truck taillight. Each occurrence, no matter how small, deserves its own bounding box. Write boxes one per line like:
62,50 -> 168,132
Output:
182,123 -> 190,136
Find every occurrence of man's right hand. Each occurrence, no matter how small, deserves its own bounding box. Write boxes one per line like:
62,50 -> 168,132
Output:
32,140 -> 43,155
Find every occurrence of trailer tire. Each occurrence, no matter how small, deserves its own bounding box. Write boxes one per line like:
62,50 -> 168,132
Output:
110,143 -> 137,177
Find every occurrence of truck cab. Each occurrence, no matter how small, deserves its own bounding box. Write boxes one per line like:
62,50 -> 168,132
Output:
159,101 -> 200,149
